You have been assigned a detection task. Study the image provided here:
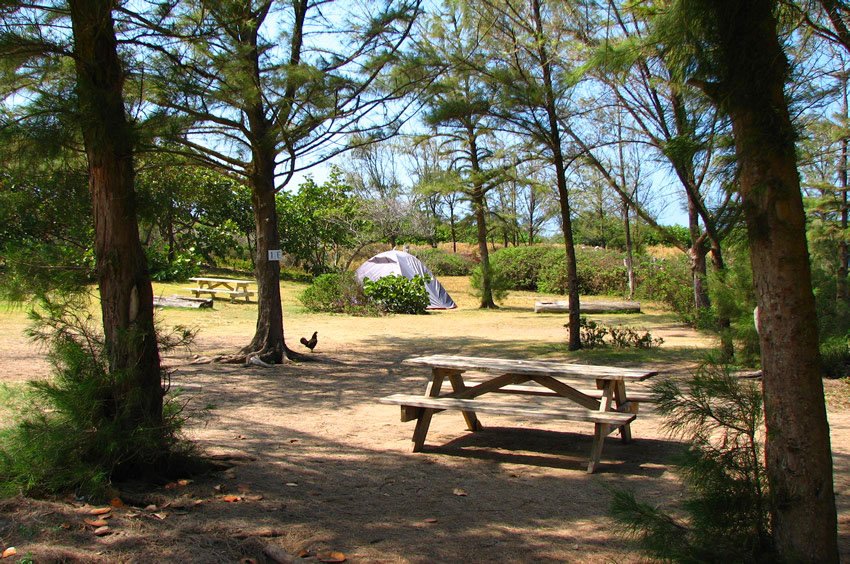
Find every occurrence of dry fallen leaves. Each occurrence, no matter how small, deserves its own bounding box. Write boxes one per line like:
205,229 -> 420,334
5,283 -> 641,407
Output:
93,526 -> 111,536
318,551 -> 347,563
452,488 -> 468,497
221,495 -> 241,503
423,518 -> 438,523
84,519 -> 109,527
109,497 -> 124,508
2,547 -> 17,559
89,506 -> 112,516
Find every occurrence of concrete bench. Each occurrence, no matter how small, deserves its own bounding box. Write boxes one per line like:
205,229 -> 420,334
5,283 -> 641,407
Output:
379,393 -> 636,473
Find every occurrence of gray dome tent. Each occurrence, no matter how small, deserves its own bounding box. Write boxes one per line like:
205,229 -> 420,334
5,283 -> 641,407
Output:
354,250 -> 457,310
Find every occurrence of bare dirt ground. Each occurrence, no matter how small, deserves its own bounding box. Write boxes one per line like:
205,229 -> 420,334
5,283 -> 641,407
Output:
1,281 -> 849,563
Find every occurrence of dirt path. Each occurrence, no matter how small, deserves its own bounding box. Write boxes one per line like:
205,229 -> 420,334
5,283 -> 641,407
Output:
0,305 -> 848,562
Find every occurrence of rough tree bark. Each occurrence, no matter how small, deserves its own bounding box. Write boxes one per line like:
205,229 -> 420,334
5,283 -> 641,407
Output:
467,125 -> 497,309
702,1 -> 838,559
69,0 -> 162,426
530,0 -> 580,349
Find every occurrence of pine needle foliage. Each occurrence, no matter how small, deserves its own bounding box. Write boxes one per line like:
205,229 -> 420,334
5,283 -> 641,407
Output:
0,297 -> 198,500
610,359 -> 774,562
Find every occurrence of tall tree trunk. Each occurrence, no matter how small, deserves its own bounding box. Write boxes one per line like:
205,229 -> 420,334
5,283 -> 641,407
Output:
530,0 -> 580,349
705,1 -> 838,559
687,200 -> 710,311
468,126 -> 497,308
69,0 -> 162,427
239,1 -> 298,363
244,165 -> 287,362
839,79 -> 849,304
622,196 -> 636,300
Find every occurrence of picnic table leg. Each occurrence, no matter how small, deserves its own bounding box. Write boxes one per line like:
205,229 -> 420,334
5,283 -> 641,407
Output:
587,422 -> 610,474
411,371 -> 446,452
446,370 -> 483,431
587,381 -> 616,473
613,380 -> 633,443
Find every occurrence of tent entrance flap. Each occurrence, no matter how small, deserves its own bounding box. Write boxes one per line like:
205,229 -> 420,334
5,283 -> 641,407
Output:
354,250 -> 457,310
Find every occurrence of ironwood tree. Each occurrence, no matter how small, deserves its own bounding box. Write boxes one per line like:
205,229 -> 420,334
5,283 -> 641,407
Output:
134,0 -> 420,362
0,0 -> 164,443
656,0 -> 839,559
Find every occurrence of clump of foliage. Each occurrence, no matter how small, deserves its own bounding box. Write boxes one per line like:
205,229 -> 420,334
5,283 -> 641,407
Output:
570,317 -> 608,348
489,246 -> 562,290
611,360 -> 773,561
565,317 -> 663,349
413,248 -> 474,276
609,326 -> 665,349
707,250 -> 760,366
469,264 -> 510,303
363,274 -> 430,314
634,254 -> 695,322
144,242 -> 200,282
820,335 -> 850,378
0,298 -> 199,499
299,271 -> 374,315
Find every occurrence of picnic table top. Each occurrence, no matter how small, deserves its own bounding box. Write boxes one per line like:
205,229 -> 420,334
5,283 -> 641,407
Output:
402,354 -> 657,381
189,277 -> 256,285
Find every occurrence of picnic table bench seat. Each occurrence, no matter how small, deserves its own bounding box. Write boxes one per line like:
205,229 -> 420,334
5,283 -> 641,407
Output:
183,287 -> 255,302
379,393 -> 636,473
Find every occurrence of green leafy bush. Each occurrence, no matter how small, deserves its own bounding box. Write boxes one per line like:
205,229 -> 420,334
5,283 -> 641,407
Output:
537,247 -> 630,295
611,360 -> 773,561
469,264 -> 510,303
634,254 -> 694,320
565,317 -> 663,349
0,299 -> 197,499
299,271 -> 372,314
609,326 -> 664,349
413,248 -> 474,276
821,335 -> 850,378
144,242 -> 200,282
489,246 -> 562,290
363,274 -> 430,314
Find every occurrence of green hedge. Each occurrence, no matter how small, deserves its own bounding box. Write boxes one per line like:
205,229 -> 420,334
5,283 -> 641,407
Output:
487,245 -> 694,317
413,248 -> 474,276
489,246 -> 561,291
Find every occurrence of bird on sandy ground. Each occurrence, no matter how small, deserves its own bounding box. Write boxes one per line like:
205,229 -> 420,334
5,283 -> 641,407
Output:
300,331 -> 318,351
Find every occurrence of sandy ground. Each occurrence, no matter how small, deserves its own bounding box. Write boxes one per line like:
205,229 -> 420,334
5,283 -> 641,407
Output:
1,286 -> 848,562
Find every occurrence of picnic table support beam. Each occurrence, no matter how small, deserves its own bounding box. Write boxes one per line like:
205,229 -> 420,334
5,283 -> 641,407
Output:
445,369 -> 483,431
614,380 -> 633,443
411,371 -> 446,451
588,423 -> 610,474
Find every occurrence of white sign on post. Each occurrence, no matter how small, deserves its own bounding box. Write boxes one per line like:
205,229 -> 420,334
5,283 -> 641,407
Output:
268,249 -> 283,261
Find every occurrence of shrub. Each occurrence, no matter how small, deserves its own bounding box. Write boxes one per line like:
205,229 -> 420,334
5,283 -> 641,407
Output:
413,248 -> 474,276
611,360 -> 772,561
299,271 -> 372,314
821,334 -> 850,378
634,254 -> 694,320
0,298 -> 197,499
469,264 -> 510,303
145,242 -> 200,282
537,247 -> 631,296
489,246 -> 562,290
609,326 -> 664,349
565,317 -> 663,349
363,274 -> 430,314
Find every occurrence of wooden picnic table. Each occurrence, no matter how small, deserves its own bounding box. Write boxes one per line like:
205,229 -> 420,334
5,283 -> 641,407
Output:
379,354 -> 657,473
186,277 -> 256,303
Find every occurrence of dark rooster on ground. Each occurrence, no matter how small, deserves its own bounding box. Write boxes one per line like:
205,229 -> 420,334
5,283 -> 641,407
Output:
300,331 -> 318,352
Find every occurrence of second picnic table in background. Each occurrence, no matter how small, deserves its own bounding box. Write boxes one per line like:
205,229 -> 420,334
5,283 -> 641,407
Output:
186,277 -> 256,303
